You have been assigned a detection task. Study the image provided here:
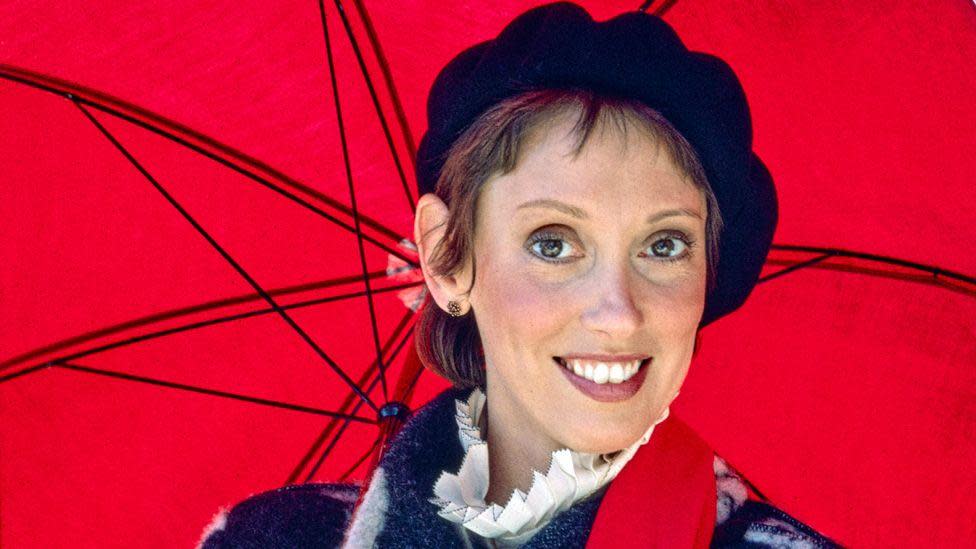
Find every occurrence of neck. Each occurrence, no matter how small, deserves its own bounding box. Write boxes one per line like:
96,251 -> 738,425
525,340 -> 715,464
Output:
481,389 -> 561,506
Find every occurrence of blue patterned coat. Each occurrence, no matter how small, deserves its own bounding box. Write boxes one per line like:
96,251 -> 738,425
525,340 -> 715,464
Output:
199,388 -> 840,548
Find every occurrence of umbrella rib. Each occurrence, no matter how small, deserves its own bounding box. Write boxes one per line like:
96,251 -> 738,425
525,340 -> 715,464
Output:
637,0 -> 680,16
0,272 -> 402,372
0,67 -> 413,263
399,353 -> 428,405
79,102 -> 409,261
759,252 -> 836,283
329,0 -> 416,213
51,361 -> 375,424
1,281 -> 422,379
770,244 -> 976,287
739,474 -> 770,503
720,456 -> 770,503
73,101 -> 379,413
338,436 -> 381,481
319,1 -> 390,402
0,363 -> 49,385
286,308 -> 414,484
303,323 -> 416,482
305,402 -> 360,483
349,0 -> 418,162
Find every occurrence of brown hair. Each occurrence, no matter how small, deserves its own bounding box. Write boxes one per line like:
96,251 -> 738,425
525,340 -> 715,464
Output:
416,89 -> 723,388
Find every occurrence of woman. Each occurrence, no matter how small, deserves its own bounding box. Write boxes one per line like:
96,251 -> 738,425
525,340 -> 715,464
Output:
200,3 -> 839,547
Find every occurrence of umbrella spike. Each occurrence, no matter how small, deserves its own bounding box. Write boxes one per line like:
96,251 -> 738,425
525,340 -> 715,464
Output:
350,400 -> 411,520
349,343 -> 426,519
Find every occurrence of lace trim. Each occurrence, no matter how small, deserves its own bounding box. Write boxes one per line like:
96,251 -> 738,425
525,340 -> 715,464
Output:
430,388 -> 673,544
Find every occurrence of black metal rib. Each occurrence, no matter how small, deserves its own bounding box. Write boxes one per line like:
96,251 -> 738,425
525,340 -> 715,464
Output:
0,363 -> 49,384
330,0 -> 416,212
0,281 -> 422,382
739,473 -> 770,503
303,323 -> 415,482
305,402 -> 361,483
318,1 -> 389,401
302,323 -> 415,482
0,66 -> 413,264
400,355 -> 427,404
286,308 -> 414,484
769,244 -> 976,287
338,436 -> 380,481
759,252 -> 836,284
349,0 -> 418,163
54,361 -> 375,424
0,270 -> 402,372
637,0 -> 680,15
74,101 -> 378,412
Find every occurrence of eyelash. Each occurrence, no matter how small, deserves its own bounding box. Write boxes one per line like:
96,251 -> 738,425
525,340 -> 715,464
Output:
527,230 -> 696,264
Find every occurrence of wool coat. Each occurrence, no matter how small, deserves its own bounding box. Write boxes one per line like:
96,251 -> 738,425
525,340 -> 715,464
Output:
199,388 -> 839,548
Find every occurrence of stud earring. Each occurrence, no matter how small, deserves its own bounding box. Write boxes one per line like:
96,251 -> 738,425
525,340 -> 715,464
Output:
447,300 -> 463,317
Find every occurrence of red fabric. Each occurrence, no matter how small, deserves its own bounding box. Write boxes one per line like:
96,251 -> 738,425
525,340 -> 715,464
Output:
1,2 -> 974,548
588,416 -> 716,548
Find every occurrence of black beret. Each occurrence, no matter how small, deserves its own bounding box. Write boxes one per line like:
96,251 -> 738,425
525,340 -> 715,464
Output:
416,1 -> 777,327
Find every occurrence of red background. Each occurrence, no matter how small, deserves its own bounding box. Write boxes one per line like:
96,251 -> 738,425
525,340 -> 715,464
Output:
2,1 -> 974,547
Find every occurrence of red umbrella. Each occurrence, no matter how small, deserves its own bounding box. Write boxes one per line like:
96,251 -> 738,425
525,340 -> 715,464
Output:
2,1 -> 974,547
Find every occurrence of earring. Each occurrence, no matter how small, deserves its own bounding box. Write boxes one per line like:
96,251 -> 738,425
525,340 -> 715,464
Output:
447,300 -> 464,317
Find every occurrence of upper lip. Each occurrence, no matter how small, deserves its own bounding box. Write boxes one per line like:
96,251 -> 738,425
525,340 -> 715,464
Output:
558,353 -> 650,362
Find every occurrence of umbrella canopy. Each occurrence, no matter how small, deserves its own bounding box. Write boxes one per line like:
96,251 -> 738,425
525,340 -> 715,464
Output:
2,1 -> 974,547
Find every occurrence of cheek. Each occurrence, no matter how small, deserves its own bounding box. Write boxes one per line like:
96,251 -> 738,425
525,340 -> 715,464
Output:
471,250 -> 571,354
645,261 -> 708,319
651,279 -> 705,361
476,266 -> 561,344
653,276 -> 706,320
637,273 -> 707,356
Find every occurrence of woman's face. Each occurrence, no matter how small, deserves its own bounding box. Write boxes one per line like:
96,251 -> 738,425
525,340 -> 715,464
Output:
467,114 -> 708,454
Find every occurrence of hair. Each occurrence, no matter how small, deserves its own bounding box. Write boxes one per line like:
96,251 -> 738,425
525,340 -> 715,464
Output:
416,89 -> 724,389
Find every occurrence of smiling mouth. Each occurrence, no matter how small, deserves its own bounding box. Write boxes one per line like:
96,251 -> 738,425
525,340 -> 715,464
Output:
554,356 -> 650,384
553,356 -> 652,403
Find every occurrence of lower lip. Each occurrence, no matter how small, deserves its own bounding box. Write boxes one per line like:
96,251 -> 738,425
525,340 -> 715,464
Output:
555,358 -> 651,403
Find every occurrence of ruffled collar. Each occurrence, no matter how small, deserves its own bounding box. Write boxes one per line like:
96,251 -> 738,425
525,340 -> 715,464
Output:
430,388 -> 672,545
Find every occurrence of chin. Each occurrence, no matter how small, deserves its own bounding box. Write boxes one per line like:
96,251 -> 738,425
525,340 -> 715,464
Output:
557,416 -> 652,454
553,391 -> 668,455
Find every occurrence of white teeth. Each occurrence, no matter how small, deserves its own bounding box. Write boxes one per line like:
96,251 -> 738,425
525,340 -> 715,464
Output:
593,363 -> 609,384
561,357 -> 646,384
608,364 -> 624,383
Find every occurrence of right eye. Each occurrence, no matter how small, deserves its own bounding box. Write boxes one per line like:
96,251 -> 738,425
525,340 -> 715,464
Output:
527,231 -> 580,263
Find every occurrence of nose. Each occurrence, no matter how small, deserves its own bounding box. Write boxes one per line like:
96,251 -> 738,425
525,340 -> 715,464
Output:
579,260 -> 643,339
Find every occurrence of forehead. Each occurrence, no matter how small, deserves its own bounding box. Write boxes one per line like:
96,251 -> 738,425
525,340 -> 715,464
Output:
480,114 -> 705,216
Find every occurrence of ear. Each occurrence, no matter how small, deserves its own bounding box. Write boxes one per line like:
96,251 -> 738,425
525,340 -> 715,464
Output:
414,193 -> 473,314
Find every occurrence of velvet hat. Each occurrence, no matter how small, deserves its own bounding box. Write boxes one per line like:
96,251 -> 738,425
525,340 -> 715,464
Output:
415,1 -> 777,327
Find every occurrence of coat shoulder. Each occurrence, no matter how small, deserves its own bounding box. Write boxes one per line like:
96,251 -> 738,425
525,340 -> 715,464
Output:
712,500 -> 842,548
712,455 -> 840,548
197,483 -> 359,549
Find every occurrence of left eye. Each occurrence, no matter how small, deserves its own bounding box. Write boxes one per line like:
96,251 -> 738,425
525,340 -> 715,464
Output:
646,236 -> 688,259
530,238 -> 576,260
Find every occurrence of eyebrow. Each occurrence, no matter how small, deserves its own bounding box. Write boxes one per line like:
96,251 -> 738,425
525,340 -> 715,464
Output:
516,199 -> 587,219
516,198 -> 703,224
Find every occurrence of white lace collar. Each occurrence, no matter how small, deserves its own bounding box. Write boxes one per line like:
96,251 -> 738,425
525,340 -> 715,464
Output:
430,388 -> 673,545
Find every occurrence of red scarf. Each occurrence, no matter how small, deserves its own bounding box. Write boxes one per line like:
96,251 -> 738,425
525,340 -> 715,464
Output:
587,416 -> 717,548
